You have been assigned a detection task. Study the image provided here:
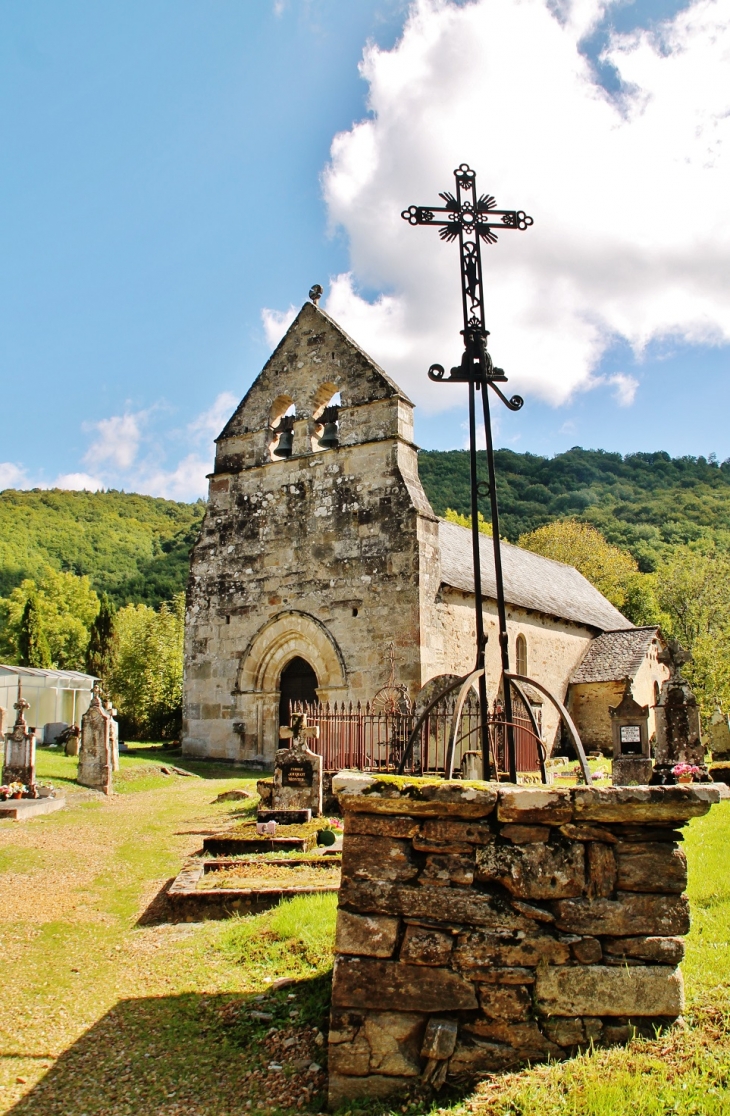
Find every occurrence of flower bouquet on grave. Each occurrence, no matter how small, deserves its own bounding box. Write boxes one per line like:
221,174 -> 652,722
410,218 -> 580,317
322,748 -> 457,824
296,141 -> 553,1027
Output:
672,763 -> 702,784
1,782 -> 27,800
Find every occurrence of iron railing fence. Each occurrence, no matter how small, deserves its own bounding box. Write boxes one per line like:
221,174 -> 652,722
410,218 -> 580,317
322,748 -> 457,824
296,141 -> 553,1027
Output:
289,695 -> 543,776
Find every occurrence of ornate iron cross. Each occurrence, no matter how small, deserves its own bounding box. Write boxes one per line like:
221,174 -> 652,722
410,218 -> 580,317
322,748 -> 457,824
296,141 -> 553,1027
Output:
402,163 -> 533,782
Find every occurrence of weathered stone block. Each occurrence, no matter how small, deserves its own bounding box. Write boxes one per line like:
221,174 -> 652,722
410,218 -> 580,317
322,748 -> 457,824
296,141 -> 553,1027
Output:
417,817 -> 496,846
478,984 -> 532,1020
542,1017 -> 586,1048
500,824 -> 551,844
363,1012 -> 425,1077
511,899 -> 555,923
328,1073 -> 415,1107
339,879 -> 533,930
449,1040 -> 519,1073
535,964 -> 684,1017
476,967 -> 536,984
345,814 -> 420,839
472,1020 -> 562,1058
329,1033 -> 371,1075
329,1009 -> 364,1044
334,773 -> 497,818
476,841 -> 585,899
399,925 -> 454,966
616,843 -> 687,893
603,936 -> 685,965
421,1017 -> 458,1060
331,958 -> 478,1012
419,853 -> 475,888
571,936 -> 603,964
342,835 -> 418,883
497,787 -> 573,825
559,823 -> 617,843
587,841 -> 617,899
453,929 -> 569,970
335,911 -> 400,958
572,785 -> 719,824
553,893 -> 690,936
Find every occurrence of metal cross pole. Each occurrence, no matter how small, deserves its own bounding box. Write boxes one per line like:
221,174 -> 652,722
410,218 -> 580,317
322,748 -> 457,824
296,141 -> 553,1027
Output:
402,163 -> 533,783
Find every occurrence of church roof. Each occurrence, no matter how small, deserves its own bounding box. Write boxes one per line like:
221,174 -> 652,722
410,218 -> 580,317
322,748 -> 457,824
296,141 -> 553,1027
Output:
570,627 -> 661,684
438,519 -> 633,632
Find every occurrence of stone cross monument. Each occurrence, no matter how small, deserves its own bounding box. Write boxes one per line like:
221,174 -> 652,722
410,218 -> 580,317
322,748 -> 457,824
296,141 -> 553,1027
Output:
2,685 -> 35,787
267,711 -> 323,820
77,685 -> 113,795
651,639 -> 707,783
610,679 -> 652,786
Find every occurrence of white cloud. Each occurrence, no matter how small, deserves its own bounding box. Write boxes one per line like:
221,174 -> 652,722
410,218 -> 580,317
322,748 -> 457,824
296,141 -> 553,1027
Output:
83,412 -> 144,470
52,472 -> 105,492
313,0 -> 730,412
262,304 -> 298,349
188,391 -> 238,442
0,462 -> 29,490
606,373 -> 639,407
136,454 -> 211,501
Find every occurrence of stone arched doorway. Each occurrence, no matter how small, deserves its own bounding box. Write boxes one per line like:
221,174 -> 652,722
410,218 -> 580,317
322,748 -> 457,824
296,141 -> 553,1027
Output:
278,656 -> 319,727
236,610 -> 348,760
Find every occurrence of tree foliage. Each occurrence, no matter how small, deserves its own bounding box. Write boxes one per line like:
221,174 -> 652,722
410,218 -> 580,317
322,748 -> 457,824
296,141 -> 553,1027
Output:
17,596 -> 52,668
0,566 -> 100,669
108,593 -> 184,740
85,593 -> 118,684
517,519 -> 656,622
0,489 -> 203,607
419,447 -> 730,571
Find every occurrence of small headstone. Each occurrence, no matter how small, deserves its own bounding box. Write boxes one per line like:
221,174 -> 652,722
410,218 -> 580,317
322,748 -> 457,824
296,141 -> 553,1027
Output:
2,686 -> 35,787
77,685 -> 113,795
609,679 -> 652,786
271,712 -> 323,818
707,708 -> 730,761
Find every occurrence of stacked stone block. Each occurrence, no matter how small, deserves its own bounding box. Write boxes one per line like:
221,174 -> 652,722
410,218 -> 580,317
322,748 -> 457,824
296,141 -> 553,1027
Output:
328,774 -> 724,1107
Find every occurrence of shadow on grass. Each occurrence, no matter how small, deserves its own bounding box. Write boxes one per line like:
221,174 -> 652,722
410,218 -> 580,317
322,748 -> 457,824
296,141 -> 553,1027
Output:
8,979 -> 333,1116
136,878 -> 176,926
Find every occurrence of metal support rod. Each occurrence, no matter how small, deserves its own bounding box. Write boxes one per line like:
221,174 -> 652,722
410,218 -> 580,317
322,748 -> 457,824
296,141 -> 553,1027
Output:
479,377 -> 516,783
468,380 -> 492,781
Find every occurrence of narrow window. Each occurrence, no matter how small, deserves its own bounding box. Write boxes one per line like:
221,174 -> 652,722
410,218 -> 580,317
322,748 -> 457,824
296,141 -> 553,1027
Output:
516,634 -> 528,676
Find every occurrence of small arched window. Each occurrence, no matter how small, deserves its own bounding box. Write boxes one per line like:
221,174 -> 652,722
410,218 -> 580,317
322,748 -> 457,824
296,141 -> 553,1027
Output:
654,681 -> 660,706
515,634 -> 528,676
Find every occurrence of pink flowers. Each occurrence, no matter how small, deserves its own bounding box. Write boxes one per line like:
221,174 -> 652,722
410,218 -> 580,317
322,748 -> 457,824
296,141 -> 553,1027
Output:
672,763 -> 702,780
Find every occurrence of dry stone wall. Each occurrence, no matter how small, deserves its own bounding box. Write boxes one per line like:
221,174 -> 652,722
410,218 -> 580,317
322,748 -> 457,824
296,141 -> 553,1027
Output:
328,773 -> 724,1107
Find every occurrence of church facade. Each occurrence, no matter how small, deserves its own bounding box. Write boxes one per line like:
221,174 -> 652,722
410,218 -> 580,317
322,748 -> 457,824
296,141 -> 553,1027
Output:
183,298 -> 665,763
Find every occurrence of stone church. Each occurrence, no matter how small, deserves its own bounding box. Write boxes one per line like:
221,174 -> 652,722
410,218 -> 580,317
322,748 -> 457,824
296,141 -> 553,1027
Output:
182,297 -> 667,763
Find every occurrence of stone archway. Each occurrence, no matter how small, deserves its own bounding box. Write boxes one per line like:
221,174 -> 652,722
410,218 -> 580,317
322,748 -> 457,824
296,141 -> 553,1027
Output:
236,610 -> 348,759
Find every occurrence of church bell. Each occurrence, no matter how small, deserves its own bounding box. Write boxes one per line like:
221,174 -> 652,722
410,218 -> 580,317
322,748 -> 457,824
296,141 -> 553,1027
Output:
272,416 -> 295,458
317,405 -> 340,450
273,430 -> 293,457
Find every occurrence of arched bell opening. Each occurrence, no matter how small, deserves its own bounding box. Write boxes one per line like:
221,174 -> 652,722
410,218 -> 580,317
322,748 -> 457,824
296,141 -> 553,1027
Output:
268,395 -> 296,460
278,655 -> 319,728
311,385 -> 341,452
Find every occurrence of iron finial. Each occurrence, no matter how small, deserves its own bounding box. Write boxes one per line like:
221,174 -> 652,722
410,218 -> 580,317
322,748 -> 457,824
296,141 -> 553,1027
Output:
309,284 -> 323,305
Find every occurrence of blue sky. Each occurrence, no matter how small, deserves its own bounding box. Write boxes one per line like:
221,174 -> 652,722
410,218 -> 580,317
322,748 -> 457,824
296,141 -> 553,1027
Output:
0,0 -> 728,498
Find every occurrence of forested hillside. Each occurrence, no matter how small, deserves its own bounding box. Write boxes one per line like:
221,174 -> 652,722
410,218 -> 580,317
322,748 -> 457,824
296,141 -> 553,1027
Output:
418,448 -> 730,571
0,490 -> 205,607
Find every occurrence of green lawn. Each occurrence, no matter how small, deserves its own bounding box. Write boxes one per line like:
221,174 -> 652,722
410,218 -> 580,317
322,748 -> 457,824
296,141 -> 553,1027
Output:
1,752 -> 729,1116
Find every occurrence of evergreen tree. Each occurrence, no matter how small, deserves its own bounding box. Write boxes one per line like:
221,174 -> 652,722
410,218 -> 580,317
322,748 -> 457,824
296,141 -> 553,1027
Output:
18,596 -> 52,668
86,593 -> 118,682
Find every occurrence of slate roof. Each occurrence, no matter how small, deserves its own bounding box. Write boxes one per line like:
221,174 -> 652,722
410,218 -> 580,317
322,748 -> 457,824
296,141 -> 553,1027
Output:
570,627 -> 661,684
438,519 -> 632,632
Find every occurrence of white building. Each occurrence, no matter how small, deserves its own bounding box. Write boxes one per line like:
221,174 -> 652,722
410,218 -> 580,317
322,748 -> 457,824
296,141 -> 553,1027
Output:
0,665 -> 96,743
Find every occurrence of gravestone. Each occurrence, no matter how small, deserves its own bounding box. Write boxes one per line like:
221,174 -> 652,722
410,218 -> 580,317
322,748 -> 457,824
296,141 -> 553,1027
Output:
707,708 -> 730,761
268,712 -> 323,819
651,640 -> 707,784
610,679 -> 652,785
104,701 -> 120,771
2,687 -> 35,787
77,686 -> 113,795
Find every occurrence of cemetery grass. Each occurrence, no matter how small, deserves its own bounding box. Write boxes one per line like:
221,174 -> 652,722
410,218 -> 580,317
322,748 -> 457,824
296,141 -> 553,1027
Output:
0,759 -> 729,1116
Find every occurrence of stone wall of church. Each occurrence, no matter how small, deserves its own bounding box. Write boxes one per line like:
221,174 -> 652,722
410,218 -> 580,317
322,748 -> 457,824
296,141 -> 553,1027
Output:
430,588 -> 595,753
569,651 -> 669,755
183,436 -> 437,762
